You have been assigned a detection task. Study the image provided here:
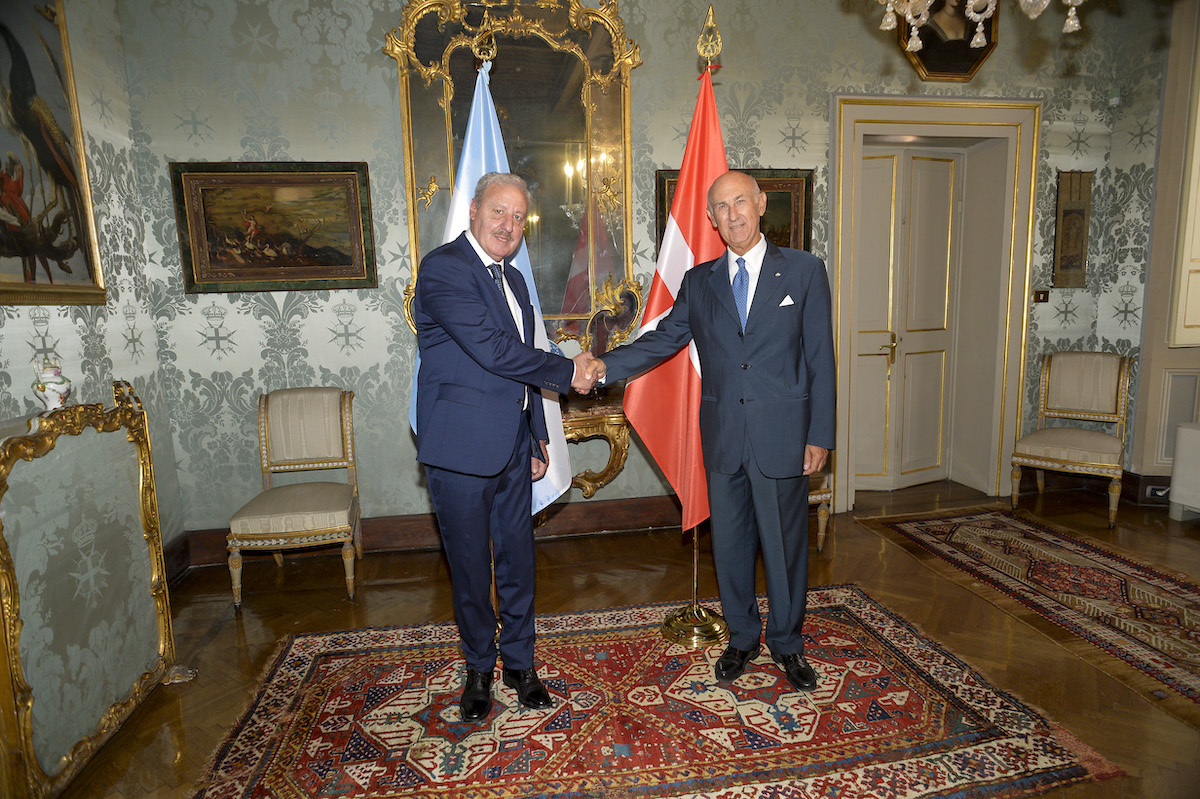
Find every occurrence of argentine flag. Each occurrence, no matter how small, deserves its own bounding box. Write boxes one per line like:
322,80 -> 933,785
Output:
408,62 -> 572,515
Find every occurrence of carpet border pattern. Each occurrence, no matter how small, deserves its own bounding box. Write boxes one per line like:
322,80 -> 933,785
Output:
195,585 -> 1117,799
858,505 -> 1200,728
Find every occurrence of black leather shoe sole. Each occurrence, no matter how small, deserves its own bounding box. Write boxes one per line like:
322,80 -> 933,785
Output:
714,646 -> 761,682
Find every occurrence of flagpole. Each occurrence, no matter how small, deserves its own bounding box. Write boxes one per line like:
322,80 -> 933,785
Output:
659,4 -> 729,650
661,525 -> 728,647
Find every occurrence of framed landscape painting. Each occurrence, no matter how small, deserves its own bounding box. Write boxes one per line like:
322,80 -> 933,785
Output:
169,162 -> 377,293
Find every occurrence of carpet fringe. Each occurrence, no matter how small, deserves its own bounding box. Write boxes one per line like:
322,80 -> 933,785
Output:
1049,724 -> 1125,780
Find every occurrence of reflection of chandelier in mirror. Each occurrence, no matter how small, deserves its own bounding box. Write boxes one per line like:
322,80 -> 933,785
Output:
878,0 -> 1086,52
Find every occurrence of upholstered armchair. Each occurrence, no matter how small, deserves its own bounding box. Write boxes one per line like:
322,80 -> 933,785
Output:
228,388 -> 361,606
1010,352 -> 1132,528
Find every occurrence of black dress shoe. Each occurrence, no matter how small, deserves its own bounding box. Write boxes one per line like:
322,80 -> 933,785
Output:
502,667 -> 554,709
772,651 -> 817,691
459,667 -> 494,722
714,645 -> 760,681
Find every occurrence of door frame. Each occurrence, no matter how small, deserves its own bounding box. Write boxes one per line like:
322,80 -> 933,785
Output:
830,96 -> 1041,512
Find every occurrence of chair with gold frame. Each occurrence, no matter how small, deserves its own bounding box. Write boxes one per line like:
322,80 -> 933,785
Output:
227,387 -> 361,606
809,470 -> 832,551
1010,351 -> 1133,528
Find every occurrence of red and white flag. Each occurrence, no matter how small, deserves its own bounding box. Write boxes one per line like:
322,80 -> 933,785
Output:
623,68 -> 728,531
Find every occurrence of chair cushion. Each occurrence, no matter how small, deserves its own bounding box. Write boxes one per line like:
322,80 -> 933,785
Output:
229,482 -> 357,537
1013,427 -> 1123,467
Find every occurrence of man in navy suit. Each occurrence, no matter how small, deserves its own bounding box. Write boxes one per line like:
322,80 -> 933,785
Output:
414,172 -> 597,722
588,170 -> 835,691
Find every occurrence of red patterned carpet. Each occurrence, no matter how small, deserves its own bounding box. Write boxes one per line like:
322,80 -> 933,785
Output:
195,586 -> 1115,799
859,507 -> 1200,728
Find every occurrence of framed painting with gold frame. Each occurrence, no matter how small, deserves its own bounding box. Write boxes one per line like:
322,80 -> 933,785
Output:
898,3 -> 998,83
169,161 -> 377,293
655,168 -> 814,255
0,0 -> 106,305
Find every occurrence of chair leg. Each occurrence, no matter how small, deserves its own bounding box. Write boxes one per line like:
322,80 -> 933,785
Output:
272,551 -> 284,567
1036,469 -> 1045,494
1010,465 -> 1021,508
228,548 -> 243,608
1108,477 -> 1121,528
342,540 -> 356,600
354,523 -> 363,559
816,502 -> 830,552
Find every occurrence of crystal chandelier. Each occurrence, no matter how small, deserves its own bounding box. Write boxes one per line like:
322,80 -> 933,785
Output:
878,0 -> 1086,52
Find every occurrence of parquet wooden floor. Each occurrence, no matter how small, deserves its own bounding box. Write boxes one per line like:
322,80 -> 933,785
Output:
55,482 -> 1200,798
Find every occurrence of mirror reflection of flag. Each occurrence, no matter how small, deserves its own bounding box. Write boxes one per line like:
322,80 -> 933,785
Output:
559,210 -> 619,337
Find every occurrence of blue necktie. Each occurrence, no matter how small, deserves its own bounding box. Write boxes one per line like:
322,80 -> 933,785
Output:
487,262 -> 506,295
732,256 -> 749,330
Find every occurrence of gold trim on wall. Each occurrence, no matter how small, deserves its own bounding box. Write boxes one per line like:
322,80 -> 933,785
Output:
0,382 -> 173,799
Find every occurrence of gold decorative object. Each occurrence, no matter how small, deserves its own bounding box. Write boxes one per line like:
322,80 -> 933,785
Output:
415,175 -> 440,210
383,0 -> 642,334
562,401 -> 630,497
696,4 -> 722,65
0,382 -> 174,799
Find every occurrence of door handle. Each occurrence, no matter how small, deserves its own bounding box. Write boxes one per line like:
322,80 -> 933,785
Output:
878,332 -> 898,366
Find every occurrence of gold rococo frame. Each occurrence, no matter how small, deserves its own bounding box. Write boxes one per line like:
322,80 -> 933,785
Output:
382,0 -> 642,333
0,382 -> 174,799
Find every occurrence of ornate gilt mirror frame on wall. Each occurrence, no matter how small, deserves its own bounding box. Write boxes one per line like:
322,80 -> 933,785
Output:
0,382 -> 174,799
383,0 -> 643,347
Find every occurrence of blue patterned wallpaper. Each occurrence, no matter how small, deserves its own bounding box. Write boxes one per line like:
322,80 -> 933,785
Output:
0,0 -> 1173,538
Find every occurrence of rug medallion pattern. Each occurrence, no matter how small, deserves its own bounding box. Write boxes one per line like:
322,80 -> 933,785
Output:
195,586 -> 1113,798
861,508 -> 1200,727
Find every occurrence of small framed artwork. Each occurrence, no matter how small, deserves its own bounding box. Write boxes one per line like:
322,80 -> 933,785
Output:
169,162 -> 377,293
655,168 -> 814,255
1052,170 -> 1093,289
898,2 -> 998,83
0,0 -> 106,305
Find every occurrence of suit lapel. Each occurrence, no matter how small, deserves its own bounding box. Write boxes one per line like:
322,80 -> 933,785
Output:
750,244 -> 789,325
707,253 -> 741,327
505,265 -> 535,345
460,235 -> 519,337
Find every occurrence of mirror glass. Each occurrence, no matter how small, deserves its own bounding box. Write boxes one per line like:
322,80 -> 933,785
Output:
385,1 -> 640,343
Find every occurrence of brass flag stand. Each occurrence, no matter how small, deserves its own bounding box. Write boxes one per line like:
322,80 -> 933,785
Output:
659,6 -> 729,651
661,526 -> 728,647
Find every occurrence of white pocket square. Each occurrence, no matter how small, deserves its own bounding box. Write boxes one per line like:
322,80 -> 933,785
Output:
779,295 -> 795,307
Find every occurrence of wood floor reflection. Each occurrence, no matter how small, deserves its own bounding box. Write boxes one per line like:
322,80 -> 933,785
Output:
58,482 -> 1200,798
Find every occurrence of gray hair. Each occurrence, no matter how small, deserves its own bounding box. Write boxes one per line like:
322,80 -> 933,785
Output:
473,172 -> 533,208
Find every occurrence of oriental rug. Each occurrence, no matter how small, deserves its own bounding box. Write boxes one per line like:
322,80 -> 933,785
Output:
858,507 -> 1200,727
195,586 -> 1117,799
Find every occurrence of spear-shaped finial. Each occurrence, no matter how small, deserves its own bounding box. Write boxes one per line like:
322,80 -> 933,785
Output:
697,4 -> 722,66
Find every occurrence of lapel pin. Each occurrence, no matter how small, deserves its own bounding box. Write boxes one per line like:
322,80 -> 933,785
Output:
775,272 -> 781,277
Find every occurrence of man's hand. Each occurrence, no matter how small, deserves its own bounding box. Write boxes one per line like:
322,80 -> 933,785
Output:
572,351 -> 598,393
531,440 -> 549,481
585,358 -> 606,385
803,445 -> 828,476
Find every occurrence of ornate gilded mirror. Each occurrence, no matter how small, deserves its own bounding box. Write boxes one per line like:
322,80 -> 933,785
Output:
383,0 -> 642,346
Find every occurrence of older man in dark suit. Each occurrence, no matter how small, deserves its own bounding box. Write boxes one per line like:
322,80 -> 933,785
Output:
413,172 -> 596,722
588,170 -> 835,691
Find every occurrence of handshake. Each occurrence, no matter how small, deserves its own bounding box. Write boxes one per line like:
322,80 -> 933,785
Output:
570,352 -> 608,394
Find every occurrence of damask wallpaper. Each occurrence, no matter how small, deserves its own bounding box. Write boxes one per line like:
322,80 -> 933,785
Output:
0,0 -> 1173,537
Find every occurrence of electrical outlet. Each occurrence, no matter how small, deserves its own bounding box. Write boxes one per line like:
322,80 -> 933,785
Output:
1033,290 -> 1049,303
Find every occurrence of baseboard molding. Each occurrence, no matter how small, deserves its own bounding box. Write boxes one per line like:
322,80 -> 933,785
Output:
171,494 -> 683,581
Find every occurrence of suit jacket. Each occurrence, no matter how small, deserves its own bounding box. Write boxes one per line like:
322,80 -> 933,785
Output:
413,232 -> 574,477
604,242 -> 835,478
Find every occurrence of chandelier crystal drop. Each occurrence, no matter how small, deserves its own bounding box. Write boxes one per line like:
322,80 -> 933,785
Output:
879,0 -> 1087,49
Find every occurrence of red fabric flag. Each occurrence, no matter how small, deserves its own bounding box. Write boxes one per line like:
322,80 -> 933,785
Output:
623,68 -> 728,531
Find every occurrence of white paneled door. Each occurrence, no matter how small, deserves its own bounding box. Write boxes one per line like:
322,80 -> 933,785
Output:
854,148 -> 961,490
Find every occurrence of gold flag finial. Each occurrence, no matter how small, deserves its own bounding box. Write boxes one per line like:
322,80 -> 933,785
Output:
697,4 -> 722,66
